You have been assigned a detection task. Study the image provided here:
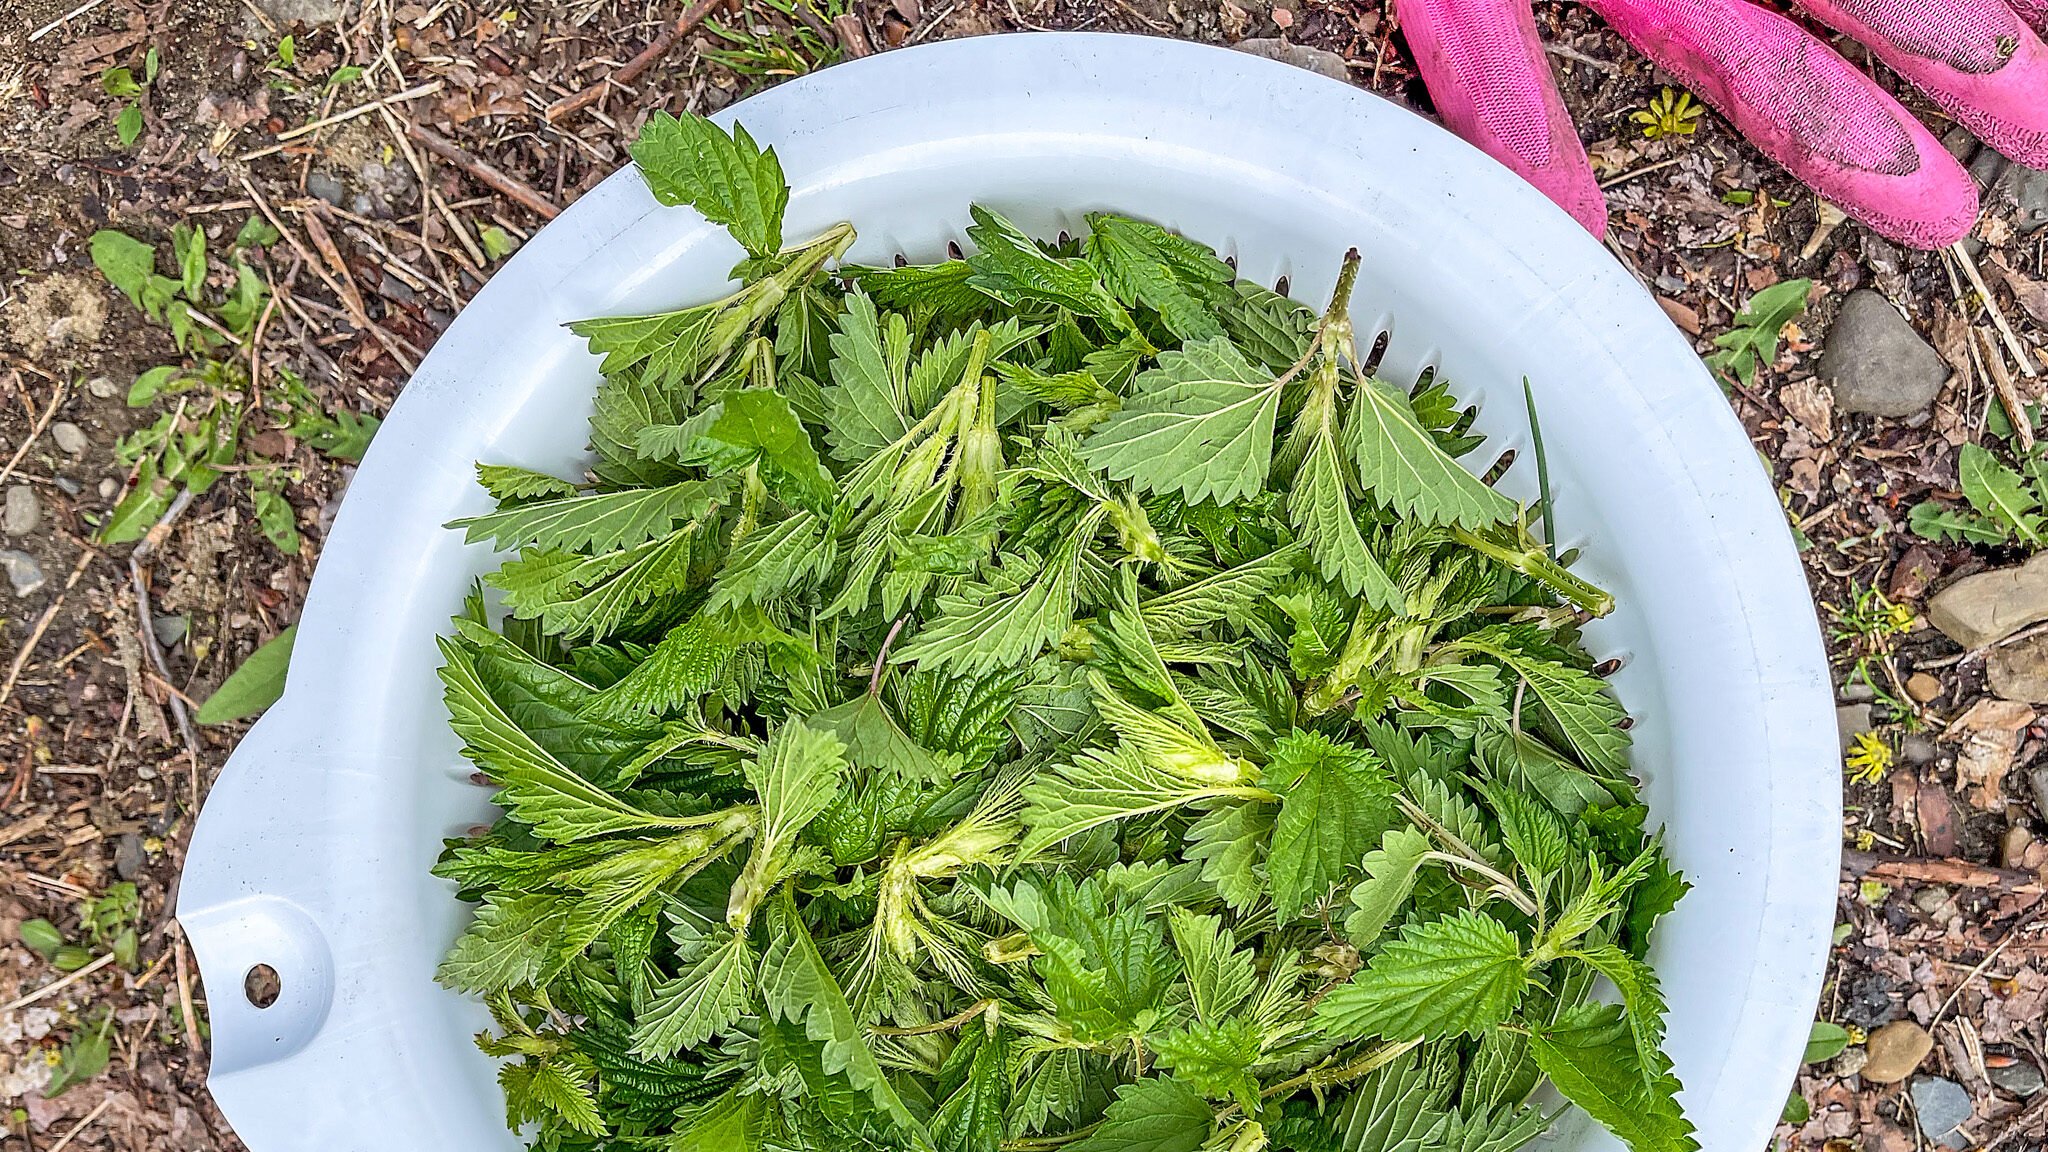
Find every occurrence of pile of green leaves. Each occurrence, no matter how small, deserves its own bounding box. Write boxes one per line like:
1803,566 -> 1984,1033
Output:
435,113 -> 1694,1152
92,221 -> 379,552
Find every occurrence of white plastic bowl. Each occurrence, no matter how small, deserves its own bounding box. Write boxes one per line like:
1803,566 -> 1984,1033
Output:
179,32 -> 1837,1151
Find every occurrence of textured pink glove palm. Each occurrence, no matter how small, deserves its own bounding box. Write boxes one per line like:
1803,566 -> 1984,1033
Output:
1395,0 -> 2048,248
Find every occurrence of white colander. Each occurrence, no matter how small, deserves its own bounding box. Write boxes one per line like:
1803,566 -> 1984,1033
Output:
177,32 -> 1837,1152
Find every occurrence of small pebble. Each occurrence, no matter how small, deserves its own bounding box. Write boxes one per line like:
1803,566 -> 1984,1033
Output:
98,478 -> 118,500
152,614 -> 189,648
1902,734 -> 1937,765
1911,886 -> 1950,916
1862,1020 -> 1934,1083
85,375 -> 119,399
1840,681 -> 1876,702
113,833 -> 146,881
1910,1076 -> 1973,1146
307,170 -> 347,207
2003,825 -> 2035,869
3,485 -> 39,537
2030,764 -> 2048,820
0,549 -> 46,597
1904,672 -> 1941,703
49,421 -> 87,455
1837,703 -> 1875,754
1989,1058 -> 2045,1097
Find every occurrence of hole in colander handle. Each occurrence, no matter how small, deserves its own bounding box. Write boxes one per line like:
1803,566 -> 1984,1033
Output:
177,895 -> 335,1075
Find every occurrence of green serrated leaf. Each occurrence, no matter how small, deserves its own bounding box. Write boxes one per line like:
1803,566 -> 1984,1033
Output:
1315,911 -> 1528,1042
1345,376 -> 1518,529
631,112 -> 788,258
1080,337 -> 1281,507
1264,730 -> 1397,921
1530,1002 -> 1699,1152
1068,1076 -> 1211,1152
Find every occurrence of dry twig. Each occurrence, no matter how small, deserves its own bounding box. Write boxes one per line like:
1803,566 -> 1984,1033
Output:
406,123 -> 562,220
1842,849 -> 2046,895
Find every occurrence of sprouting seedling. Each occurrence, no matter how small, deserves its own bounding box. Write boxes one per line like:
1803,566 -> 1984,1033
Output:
1704,277 -> 1812,391
100,47 -> 158,148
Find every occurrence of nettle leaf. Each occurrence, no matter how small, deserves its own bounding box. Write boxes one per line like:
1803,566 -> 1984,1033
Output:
631,931 -> 754,1056
1342,825 -> 1434,949
1167,908 -> 1258,1025
1081,337 -> 1283,507
930,1028 -> 1007,1152
1530,1003 -> 1699,1152
1021,745 -> 1253,861
1316,911 -> 1529,1042
631,112 -> 789,258
1184,798 -> 1273,911
1085,213 -> 1235,342
439,637 -> 721,841
894,508 -> 1105,676
476,464 -> 579,504
452,480 -> 724,554
1344,376 -> 1518,529
1067,1076 -> 1212,1152
1264,730 -> 1398,921
964,205 -> 1135,330
760,896 -> 933,1147
824,291 -> 915,461
1151,1018 -> 1262,1109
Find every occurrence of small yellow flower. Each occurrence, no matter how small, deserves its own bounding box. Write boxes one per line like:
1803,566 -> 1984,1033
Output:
1854,829 -> 1876,851
1845,731 -> 1893,784
1631,88 -> 1704,140
1845,1025 -> 1868,1045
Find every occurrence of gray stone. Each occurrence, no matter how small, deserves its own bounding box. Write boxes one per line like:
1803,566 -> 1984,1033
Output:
254,0 -> 348,23
113,833 -> 146,882
1864,1020 -> 1935,1084
51,476 -> 78,497
49,421 -> 86,455
1989,634 -> 2048,702
2032,763 -> 2048,819
1903,734 -> 1938,766
3,485 -> 39,537
1997,162 -> 2048,234
1940,125 -> 1979,163
1928,552 -> 2048,649
1910,1076 -> 1974,1146
1990,1059 -> 2045,1097
1841,680 -> 1876,702
1911,886 -> 1952,915
1971,146 -> 2010,192
306,170 -> 346,207
152,613 -> 188,648
1231,38 -> 1353,84
85,375 -> 118,399
1837,703 -> 1875,754
0,549 -> 45,597
1820,291 -> 1950,418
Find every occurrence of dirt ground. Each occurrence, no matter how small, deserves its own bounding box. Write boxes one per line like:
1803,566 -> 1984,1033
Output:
0,0 -> 2045,1149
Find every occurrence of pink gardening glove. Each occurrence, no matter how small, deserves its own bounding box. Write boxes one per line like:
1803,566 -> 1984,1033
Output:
1395,0 -> 2048,249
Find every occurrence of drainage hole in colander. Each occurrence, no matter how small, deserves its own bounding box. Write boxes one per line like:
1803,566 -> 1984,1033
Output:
244,964 -> 282,1009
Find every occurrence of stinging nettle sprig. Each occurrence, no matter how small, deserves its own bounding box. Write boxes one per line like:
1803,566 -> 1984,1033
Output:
432,111 -> 1695,1152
